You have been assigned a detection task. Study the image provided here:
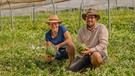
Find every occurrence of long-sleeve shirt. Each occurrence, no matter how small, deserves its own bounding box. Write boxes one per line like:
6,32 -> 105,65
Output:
78,23 -> 109,56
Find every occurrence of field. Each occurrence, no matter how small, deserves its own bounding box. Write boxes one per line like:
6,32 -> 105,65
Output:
0,8 -> 135,76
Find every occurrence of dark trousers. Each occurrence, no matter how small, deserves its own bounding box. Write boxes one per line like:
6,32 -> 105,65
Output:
68,50 -> 108,72
68,54 -> 91,72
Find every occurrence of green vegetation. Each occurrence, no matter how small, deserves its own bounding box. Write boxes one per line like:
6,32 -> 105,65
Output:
46,45 -> 56,57
0,8 -> 135,76
76,43 -> 86,54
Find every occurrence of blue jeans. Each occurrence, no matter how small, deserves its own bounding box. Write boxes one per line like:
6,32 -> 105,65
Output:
54,48 -> 68,60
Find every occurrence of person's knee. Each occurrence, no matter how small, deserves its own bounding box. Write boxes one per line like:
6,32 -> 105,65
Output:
68,42 -> 76,48
91,52 -> 103,67
66,42 -> 76,52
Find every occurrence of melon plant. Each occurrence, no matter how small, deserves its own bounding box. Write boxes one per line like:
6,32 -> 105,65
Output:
45,45 -> 56,57
76,43 -> 86,53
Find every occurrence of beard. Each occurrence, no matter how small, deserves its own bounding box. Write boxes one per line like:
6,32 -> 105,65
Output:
86,21 -> 96,28
87,23 -> 95,28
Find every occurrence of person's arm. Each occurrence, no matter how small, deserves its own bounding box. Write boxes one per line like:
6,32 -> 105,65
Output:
61,31 -> 72,46
77,28 -> 91,56
45,32 -> 52,48
46,41 -> 51,47
90,25 -> 108,52
54,31 -> 72,51
77,29 -> 83,43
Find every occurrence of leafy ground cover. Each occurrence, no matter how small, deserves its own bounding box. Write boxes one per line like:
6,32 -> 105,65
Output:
0,8 -> 135,76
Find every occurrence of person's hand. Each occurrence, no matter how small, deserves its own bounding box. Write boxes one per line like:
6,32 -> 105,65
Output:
80,48 -> 91,56
54,44 -> 60,51
44,55 -> 54,63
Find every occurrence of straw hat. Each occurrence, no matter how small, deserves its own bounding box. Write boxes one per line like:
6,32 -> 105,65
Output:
82,8 -> 100,20
46,15 -> 62,24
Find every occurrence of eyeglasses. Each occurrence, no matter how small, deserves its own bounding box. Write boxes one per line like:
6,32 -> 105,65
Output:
86,15 -> 95,19
49,22 -> 58,26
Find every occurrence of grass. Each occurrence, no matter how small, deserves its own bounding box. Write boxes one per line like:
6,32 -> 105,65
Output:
0,8 -> 135,76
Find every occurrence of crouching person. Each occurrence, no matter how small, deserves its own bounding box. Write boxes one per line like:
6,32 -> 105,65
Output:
68,8 -> 109,72
44,15 -> 76,63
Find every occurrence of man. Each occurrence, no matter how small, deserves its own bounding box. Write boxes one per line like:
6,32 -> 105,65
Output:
68,8 -> 109,72
44,15 -> 76,63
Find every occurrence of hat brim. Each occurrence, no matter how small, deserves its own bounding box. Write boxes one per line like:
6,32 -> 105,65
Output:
46,20 -> 62,24
82,13 -> 100,20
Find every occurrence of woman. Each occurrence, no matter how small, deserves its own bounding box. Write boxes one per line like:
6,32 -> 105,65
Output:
45,15 -> 76,63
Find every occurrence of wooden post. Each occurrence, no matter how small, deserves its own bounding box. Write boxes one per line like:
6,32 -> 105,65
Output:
133,0 -> 135,31
7,0 -> 14,32
0,0 -> 2,30
108,0 -> 111,33
51,0 -> 57,15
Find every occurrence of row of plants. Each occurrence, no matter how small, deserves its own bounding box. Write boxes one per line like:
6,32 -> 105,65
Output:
0,8 -> 135,76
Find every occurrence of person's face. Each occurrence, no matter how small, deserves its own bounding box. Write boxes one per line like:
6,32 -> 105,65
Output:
86,15 -> 97,28
49,22 -> 59,30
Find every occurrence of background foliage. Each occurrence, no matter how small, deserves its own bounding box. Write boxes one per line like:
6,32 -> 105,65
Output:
0,8 -> 135,76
